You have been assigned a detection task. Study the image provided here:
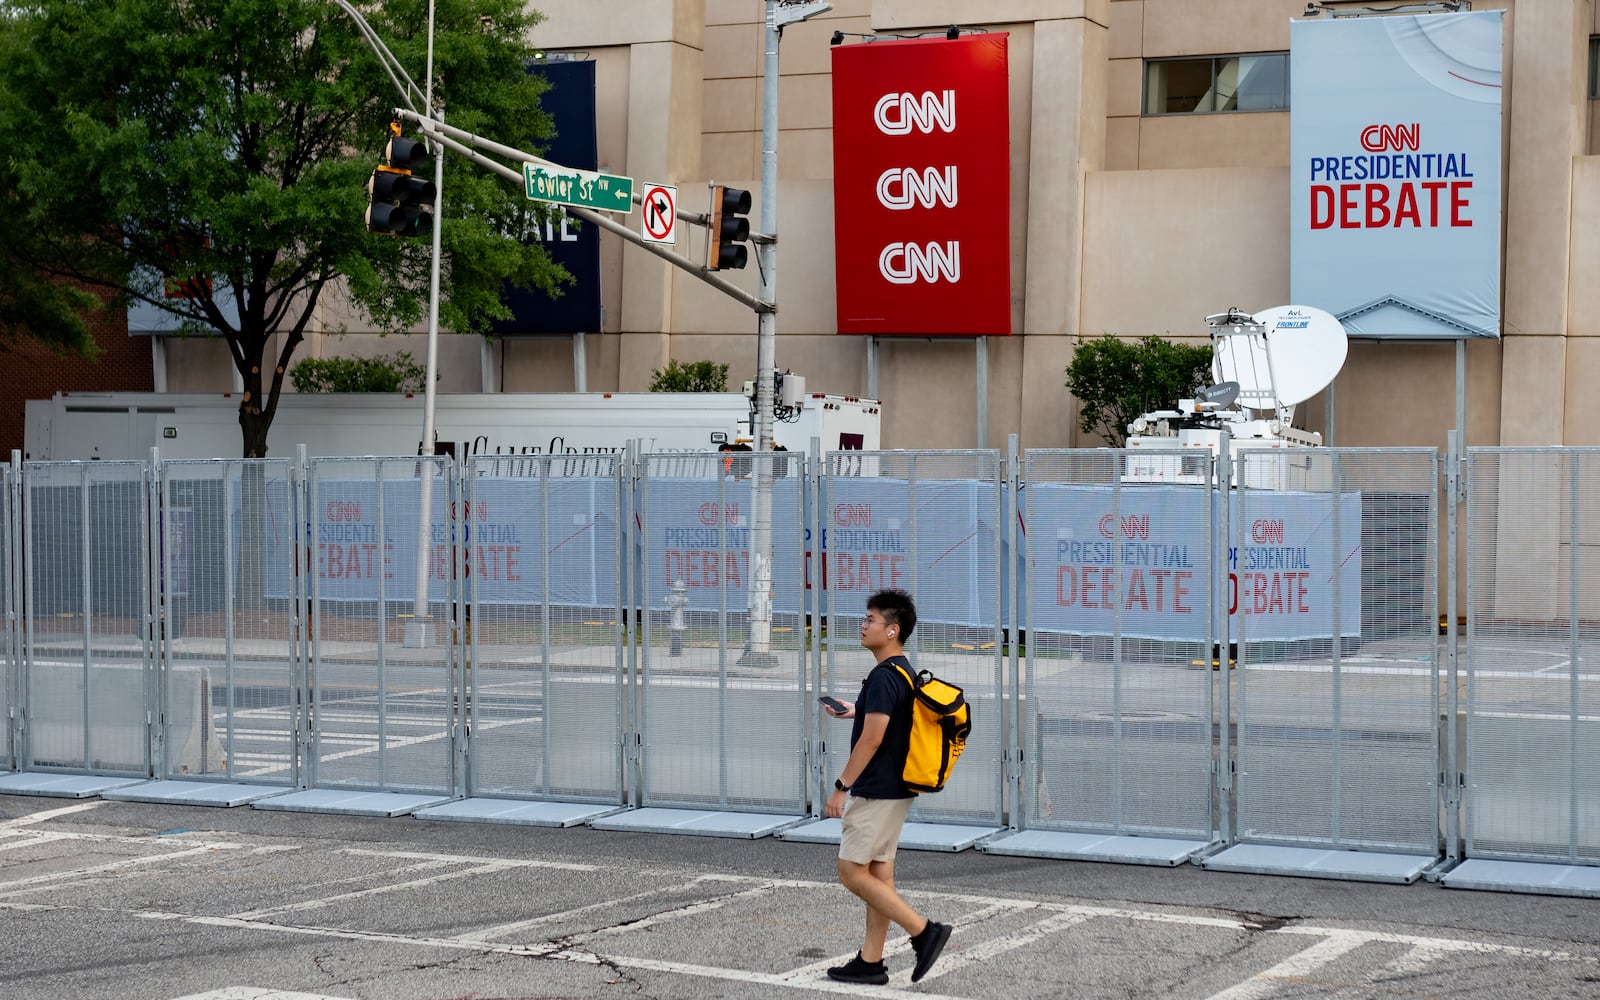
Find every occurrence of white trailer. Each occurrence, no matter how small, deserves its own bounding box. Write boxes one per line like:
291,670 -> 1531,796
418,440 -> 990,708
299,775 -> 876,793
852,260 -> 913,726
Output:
23,391 -> 754,462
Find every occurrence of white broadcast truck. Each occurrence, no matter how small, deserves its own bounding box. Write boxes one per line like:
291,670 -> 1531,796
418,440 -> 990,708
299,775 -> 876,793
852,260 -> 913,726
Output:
22,388 -> 882,463
1122,305 -> 1347,489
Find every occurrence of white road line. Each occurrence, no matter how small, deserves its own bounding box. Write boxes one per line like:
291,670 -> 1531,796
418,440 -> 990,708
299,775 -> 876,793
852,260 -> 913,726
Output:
572,881 -> 785,940
779,900 -> 1032,982
1281,925 -> 1600,964
342,848 -> 597,872
230,861 -> 515,920
0,835 -> 56,852
1202,932 -> 1369,1000
1384,941 -> 1452,976
0,800 -> 106,830
0,842 -> 245,898
911,909 -> 1097,985
453,878 -> 715,942
1,829 -> 252,849
544,947 -> 971,999
172,989 -> 354,1000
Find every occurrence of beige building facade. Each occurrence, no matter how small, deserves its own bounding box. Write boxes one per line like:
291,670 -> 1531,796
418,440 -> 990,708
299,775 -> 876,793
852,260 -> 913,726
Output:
159,0 -> 1600,453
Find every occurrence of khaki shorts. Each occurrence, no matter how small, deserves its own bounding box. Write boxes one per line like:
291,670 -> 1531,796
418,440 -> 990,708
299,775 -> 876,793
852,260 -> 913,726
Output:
838,795 -> 914,865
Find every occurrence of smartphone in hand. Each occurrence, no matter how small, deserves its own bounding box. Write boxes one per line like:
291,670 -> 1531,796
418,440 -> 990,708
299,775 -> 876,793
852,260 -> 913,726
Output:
818,695 -> 848,714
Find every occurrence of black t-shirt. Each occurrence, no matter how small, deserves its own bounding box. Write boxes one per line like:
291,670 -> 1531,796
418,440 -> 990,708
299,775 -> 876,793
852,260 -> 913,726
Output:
848,655 -> 915,799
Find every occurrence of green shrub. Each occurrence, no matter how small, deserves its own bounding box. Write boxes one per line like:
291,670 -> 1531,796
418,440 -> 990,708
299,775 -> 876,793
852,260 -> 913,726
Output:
649,359 -> 730,393
289,352 -> 429,393
1065,335 -> 1214,447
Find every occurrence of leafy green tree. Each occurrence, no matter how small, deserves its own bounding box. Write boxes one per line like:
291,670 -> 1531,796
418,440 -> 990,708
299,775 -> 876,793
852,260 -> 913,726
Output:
1065,335 -> 1214,447
290,351 -> 429,393
0,0 -> 566,456
650,359 -> 731,393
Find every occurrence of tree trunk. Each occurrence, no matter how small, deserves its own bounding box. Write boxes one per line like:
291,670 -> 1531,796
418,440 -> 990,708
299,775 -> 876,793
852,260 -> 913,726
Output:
237,403 -> 269,611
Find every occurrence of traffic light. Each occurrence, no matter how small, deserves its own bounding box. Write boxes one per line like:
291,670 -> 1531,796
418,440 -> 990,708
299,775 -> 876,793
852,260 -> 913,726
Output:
366,128 -> 436,238
706,185 -> 751,270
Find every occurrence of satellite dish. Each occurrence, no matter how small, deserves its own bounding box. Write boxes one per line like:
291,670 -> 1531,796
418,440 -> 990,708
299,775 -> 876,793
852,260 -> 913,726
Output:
1197,381 -> 1239,408
1212,305 -> 1346,409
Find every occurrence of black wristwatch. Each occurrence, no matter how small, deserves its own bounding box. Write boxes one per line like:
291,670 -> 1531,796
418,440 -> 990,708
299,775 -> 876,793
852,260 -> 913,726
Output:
834,778 -> 851,792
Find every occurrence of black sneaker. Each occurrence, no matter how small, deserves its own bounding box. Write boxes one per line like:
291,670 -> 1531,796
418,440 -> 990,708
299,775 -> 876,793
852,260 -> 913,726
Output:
826,951 -> 889,985
909,920 -> 952,983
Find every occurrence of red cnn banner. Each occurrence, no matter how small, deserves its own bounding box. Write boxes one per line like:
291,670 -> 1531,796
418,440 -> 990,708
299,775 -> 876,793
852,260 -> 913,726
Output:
831,34 -> 1010,336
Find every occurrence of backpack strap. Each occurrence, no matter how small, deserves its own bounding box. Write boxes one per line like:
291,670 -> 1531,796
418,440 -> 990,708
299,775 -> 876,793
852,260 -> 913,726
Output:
889,658 -> 917,691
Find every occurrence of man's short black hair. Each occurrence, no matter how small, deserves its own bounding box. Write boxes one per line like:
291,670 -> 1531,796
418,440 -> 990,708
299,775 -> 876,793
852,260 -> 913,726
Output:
867,589 -> 916,641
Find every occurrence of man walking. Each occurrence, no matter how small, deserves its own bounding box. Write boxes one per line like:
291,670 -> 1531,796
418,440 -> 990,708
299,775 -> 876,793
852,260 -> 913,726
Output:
822,589 -> 951,985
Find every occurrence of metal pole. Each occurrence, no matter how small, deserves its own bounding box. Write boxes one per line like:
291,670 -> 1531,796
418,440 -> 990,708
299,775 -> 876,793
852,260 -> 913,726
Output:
741,0 -> 783,666
406,116 -> 444,643
407,0 -> 443,646
976,337 -> 989,449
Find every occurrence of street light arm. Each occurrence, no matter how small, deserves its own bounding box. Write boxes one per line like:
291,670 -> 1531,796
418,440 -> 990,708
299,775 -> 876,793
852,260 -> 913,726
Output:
400,116 -> 773,314
332,0 -> 429,116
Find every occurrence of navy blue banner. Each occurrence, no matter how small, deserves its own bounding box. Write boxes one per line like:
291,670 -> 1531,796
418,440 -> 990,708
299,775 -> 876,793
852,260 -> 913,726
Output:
493,59 -> 602,336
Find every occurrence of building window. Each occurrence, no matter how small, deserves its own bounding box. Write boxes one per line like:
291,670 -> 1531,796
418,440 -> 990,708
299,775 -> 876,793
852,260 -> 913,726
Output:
1590,37 -> 1599,98
1144,53 -> 1289,115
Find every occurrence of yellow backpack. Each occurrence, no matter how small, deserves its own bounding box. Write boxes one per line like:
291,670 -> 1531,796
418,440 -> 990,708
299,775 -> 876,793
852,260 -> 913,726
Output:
892,661 -> 972,794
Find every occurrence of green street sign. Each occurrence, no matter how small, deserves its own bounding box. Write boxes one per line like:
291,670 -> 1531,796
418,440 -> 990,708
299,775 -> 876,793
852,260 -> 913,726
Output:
522,162 -> 634,213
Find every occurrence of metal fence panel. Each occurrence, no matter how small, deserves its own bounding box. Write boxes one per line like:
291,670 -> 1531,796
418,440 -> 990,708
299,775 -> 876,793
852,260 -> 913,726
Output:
2,460 -> 15,773
157,459 -> 300,784
464,455 -> 625,804
1234,448 -> 1440,853
21,461 -> 153,775
636,451 -> 810,813
821,450 -> 1006,826
1019,450 -> 1216,838
305,457 -> 457,795
1465,449 -> 1600,864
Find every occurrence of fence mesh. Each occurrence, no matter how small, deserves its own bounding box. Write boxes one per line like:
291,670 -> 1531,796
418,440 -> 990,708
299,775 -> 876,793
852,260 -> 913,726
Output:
22,461 -> 152,775
305,457 -> 456,795
1465,449 -> 1600,863
821,451 -> 1005,826
157,459 -> 299,784
1019,450 -> 1215,838
1234,448 -> 1439,853
637,451 -> 810,812
464,455 -> 625,804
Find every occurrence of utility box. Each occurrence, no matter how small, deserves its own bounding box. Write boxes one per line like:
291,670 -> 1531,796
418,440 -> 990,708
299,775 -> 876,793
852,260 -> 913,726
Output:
740,393 -> 883,454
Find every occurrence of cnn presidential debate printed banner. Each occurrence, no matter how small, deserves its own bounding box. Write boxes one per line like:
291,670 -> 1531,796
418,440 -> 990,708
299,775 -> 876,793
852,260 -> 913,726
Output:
1290,11 -> 1502,339
830,34 -> 1011,336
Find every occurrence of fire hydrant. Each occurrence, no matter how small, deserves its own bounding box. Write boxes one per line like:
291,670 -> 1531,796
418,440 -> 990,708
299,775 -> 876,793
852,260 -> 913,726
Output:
665,578 -> 690,656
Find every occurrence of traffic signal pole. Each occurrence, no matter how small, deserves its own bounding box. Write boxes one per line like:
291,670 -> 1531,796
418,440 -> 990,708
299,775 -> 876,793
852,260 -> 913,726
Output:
382,0 -> 832,663
743,0 -> 831,667
408,104 -> 444,647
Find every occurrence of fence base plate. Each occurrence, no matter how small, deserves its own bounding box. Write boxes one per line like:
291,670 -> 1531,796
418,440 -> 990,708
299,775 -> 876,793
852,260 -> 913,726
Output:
981,830 -> 1209,866
778,818 -> 1000,852
1201,843 -> 1436,883
589,807 -> 802,839
251,789 -> 450,817
1441,859 -> 1600,897
101,780 -> 289,807
0,772 -> 145,798
416,797 -> 624,828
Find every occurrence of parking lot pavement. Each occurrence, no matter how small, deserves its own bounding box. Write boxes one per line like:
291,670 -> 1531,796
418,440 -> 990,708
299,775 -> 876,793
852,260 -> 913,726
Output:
3,795 -> 1599,1000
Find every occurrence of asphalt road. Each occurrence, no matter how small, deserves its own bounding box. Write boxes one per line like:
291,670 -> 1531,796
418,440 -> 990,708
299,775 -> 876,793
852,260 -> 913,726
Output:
2,793 -> 1597,1000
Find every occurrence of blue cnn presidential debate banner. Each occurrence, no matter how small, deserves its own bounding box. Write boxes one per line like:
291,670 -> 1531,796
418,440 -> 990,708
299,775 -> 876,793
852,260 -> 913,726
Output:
1290,11 -> 1502,339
